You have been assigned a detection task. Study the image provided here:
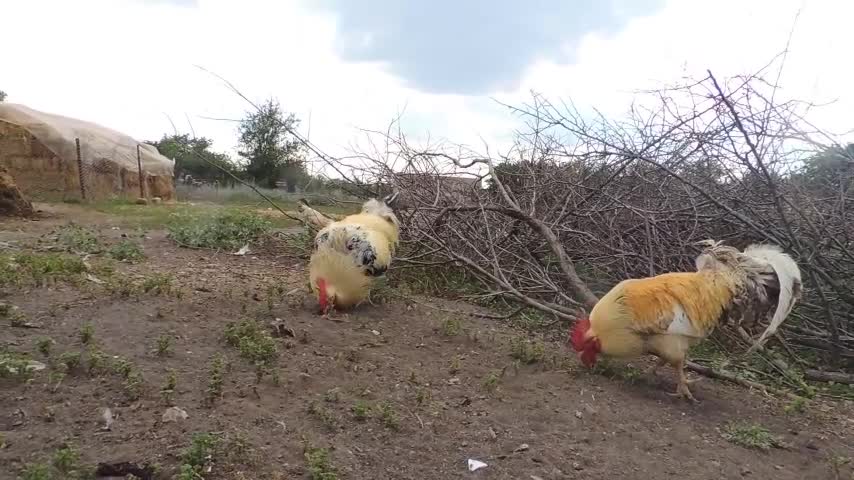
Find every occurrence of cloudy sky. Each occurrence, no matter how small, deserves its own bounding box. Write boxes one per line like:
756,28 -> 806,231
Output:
2,0 -> 853,176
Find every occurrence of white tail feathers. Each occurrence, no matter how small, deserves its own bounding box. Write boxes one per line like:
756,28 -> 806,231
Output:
695,239 -> 802,352
742,243 -> 802,352
298,200 -> 336,229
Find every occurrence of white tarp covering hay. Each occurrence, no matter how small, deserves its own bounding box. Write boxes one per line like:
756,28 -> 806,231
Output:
0,103 -> 175,202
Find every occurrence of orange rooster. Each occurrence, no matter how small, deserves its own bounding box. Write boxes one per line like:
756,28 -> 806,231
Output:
297,192 -> 400,314
569,240 -> 801,402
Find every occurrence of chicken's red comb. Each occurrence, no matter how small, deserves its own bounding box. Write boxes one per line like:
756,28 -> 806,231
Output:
569,317 -> 591,352
317,277 -> 328,314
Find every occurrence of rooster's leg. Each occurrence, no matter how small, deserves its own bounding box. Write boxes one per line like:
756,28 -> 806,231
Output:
666,359 -> 699,403
646,357 -> 667,377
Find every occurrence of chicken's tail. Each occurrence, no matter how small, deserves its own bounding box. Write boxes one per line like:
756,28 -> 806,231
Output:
297,199 -> 335,229
695,239 -> 802,352
742,244 -> 802,352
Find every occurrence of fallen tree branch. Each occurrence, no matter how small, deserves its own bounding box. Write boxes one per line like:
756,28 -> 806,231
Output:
685,361 -> 802,400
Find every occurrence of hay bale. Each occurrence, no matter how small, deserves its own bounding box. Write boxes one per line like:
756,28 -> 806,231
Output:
0,166 -> 34,216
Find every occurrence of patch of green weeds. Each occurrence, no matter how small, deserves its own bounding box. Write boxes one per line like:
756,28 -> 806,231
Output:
308,401 -> 338,430
19,443 -> 93,479
155,335 -> 173,357
509,336 -> 546,364
0,252 -> 87,286
440,317 -> 462,337
161,369 -> 178,404
351,400 -> 371,421
79,322 -> 94,345
304,445 -> 338,480
52,224 -> 102,254
36,337 -> 54,357
167,209 -> 272,250
722,421 -> 778,450
481,370 -> 502,394
376,402 -> 400,431
223,318 -> 278,383
0,303 -> 27,326
0,349 -> 35,381
107,240 -> 145,263
204,355 -> 226,406
177,433 -> 220,479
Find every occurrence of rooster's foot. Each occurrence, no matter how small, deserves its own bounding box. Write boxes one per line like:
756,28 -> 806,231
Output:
667,384 -> 699,403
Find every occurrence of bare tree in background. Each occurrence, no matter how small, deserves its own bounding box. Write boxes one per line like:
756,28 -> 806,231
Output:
309,65 -> 853,379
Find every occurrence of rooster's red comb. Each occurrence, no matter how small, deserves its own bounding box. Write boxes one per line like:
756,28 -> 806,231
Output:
317,277 -> 328,314
569,317 -> 591,352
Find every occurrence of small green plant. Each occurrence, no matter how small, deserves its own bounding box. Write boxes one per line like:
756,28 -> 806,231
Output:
86,346 -> 108,376
722,421 -> 777,450
167,209 -> 272,250
308,401 -> 337,430
53,224 -> 102,254
0,252 -> 87,286
79,322 -> 95,345
304,446 -> 338,480
449,355 -> 461,374
155,334 -> 172,357
58,351 -> 82,373
179,433 -> 220,478
123,370 -> 144,401
0,349 -> 34,381
161,369 -> 178,404
481,370 -> 501,394
324,387 -> 341,403
140,273 -> 175,296
52,444 -> 81,475
415,388 -> 430,406
376,402 -> 400,431
351,400 -> 371,421
19,463 -> 51,480
112,357 -> 134,379
106,276 -> 140,297
205,355 -> 226,406
1,303 -> 27,326
224,318 -> 278,382
18,443 -> 94,479
47,371 -> 66,392
440,317 -> 462,336
36,337 -> 54,357
784,396 -> 808,414
827,453 -> 851,479
107,240 -> 145,262
592,358 -> 642,383
509,336 -> 546,364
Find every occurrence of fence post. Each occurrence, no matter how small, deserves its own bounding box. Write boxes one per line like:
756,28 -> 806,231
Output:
136,144 -> 145,199
75,137 -> 86,200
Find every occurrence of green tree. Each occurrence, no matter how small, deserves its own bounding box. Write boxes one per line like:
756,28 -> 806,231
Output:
146,134 -> 241,185
796,143 -> 854,191
0,90 -> 7,102
237,98 -> 305,190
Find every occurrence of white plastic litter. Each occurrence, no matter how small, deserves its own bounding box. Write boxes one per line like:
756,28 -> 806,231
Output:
467,459 -> 488,472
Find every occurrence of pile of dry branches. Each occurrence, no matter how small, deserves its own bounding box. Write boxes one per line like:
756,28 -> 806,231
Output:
315,68 -> 854,378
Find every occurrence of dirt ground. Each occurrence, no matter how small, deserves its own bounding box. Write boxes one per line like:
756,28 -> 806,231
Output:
1,203 -> 852,480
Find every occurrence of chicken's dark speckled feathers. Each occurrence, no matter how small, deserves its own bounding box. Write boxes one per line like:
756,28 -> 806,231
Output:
314,225 -> 386,277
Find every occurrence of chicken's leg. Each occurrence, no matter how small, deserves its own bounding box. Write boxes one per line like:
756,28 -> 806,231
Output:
666,358 -> 699,403
646,357 -> 667,377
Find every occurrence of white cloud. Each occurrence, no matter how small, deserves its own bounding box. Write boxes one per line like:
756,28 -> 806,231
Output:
1,0 -> 852,180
